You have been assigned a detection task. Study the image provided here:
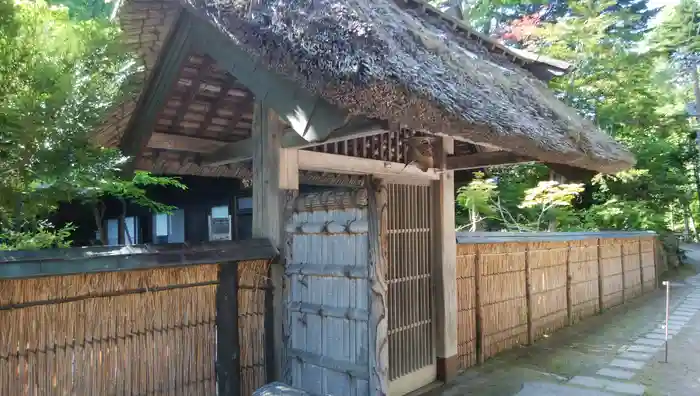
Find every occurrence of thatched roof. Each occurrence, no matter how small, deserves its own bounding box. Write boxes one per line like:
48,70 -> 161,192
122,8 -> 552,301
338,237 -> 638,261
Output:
178,0 -> 634,173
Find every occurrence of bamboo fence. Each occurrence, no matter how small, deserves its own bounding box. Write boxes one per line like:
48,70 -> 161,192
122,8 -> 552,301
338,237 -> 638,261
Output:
237,259 -> 271,396
0,259 -> 271,396
455,235 -> 657,371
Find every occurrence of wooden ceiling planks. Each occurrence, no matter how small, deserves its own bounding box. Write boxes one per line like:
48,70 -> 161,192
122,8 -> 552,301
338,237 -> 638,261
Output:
142,50 -> 257,176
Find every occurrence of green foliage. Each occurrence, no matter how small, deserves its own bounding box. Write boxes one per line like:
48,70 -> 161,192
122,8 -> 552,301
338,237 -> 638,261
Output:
455,172 -> 497,231
0,221 -> 74,250
462,0 -> 698,235
0,0 -> 180,249
455,169 -> 586,231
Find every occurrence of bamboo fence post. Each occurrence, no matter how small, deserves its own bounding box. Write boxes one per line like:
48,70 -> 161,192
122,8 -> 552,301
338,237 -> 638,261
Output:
653,236 -> 659,289
566,242 -> 573,326
621,242 -> 626,304
475,244 -> 484,364
597,238 -> 604,313
638,237 -> 644,294
525,243 -> 533,345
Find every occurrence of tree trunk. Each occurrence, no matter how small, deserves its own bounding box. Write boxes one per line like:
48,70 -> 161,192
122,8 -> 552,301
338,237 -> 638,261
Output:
691,66 -> 700,239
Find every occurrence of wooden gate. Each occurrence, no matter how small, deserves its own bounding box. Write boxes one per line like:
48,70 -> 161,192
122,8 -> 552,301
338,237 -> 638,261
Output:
387,183 -> 436,395
284,189 -> 371,395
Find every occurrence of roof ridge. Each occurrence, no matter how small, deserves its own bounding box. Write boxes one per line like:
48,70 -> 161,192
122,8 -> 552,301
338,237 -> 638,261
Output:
393,0 -> 571,72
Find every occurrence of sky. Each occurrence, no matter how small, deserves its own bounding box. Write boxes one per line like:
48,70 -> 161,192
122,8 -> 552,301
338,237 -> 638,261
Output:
648,0 -> 680,26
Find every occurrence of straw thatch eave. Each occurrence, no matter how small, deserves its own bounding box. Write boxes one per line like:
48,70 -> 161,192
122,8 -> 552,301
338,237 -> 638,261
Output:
181,0 -> 634,173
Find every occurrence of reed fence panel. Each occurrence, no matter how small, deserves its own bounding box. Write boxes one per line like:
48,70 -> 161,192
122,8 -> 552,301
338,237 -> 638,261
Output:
528,242 -> 568,340
238,260 -> 272,396
455,233 -> 658,371
623,239 -> 642,300
640,237 -> 657,291
456,244 -> 477,370
0,258 -> 272,396
478,243 -> 528,360
0,265 -> 219,396
568,239 -> 600,323
600,238 -> 624,309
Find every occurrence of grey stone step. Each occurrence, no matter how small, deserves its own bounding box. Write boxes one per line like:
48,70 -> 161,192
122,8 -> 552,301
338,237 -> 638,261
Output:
568,376 -> 645,395
515,381 -> 615,396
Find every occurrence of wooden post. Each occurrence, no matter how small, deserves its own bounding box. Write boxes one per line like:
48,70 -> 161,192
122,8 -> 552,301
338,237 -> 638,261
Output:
475,245 -> 485,364
524,243 -> 534,344
621,243 -> 626,304
431,136 -> 458,382
597,238 -> 604,313
566,242 -> 573,326
638,237 -> 644,294
216,262 -> 241,396
251,102 -> 299,383
368,176 -> 389,396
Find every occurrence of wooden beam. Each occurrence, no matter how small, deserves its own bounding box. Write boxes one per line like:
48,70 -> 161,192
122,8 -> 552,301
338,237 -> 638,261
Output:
251,101 -> 299,382
147,132 -> 230,153
204,119 -> 385,166
447,151 -> 534,170
189,17 -> 351,144
432,136 -> 458,382
297,150 -> 440,180
0,239 -> 277,280
119,11 -> 193,173
546,162 -> 596,182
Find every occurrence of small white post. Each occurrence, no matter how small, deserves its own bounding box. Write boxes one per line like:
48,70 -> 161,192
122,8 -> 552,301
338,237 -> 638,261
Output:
663,280 -> 670,363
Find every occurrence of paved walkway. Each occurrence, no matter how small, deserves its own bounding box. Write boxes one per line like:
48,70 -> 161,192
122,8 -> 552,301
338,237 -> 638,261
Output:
440,271 -> 700,396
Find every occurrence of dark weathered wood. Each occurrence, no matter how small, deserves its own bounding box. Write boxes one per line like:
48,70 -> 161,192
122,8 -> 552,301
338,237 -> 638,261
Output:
204,120 -> 385,166
0,239 -> 277,280
217,262 -> 241,396
545,162 -> 596,182
524,243 -> 533,344
189,17 -> 352,145
446,151 -> 534,170
147,132 -> 230,153
120,10 -> 193,174
367,176 -> 388,396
